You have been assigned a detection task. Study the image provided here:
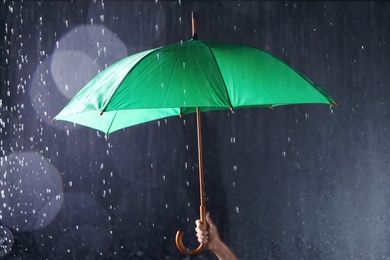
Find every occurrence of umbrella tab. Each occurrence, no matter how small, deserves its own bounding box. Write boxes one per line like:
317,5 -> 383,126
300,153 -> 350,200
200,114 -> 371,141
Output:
100,111 -> 104,116
269,104 -> 274,110
230,107 -> 235,114
329,102 -> 339,113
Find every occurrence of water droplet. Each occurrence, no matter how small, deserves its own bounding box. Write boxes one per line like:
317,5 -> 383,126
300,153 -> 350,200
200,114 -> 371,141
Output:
235,206 -> 240,213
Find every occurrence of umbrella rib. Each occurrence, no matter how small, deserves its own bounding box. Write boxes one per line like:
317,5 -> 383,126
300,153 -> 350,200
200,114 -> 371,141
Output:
254,47 -> 335,105
105,110 -> 118,134
99,47 -> 163,114
165,45 -> 185,108
200,41 -> 234,109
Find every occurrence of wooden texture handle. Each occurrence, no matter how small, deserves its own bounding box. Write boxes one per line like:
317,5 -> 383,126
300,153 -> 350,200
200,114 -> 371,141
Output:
175,206 -> 207,255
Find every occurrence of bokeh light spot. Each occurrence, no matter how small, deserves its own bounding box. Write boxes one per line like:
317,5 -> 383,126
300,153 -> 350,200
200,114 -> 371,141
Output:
0,152 -> 64,232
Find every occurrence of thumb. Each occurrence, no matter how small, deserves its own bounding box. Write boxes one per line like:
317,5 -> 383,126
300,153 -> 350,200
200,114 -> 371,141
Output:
205,212 -> 215,227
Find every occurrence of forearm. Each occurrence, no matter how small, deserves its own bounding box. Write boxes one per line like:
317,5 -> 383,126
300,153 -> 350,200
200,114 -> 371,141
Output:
210,240 -> 238,260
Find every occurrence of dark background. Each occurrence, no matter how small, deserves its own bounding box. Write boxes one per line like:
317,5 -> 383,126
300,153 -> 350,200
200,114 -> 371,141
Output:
1,1 -> 390,259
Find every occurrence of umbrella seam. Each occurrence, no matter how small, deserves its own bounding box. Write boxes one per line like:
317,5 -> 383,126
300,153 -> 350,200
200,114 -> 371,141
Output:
105,110 -> 118,134
253,45 -> 335,105
199,40 -> 234,109
165,44 -> 185,108
100,47 -> 164,113
202,41 -> 334,106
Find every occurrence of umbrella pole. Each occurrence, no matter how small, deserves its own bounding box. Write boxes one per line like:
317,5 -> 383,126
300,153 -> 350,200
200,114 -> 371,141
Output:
175,107 -> 207,255
196,106 -> 207,224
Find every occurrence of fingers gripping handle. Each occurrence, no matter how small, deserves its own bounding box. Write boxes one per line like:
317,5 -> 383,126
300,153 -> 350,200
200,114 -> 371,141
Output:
175,206 -> 207,255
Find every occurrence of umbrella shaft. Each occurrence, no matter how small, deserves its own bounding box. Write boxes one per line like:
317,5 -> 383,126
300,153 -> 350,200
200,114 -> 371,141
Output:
196,107 -> 206,209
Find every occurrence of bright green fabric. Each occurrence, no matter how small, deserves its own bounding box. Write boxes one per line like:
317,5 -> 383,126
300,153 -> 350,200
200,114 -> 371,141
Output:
54,39 -> 335,134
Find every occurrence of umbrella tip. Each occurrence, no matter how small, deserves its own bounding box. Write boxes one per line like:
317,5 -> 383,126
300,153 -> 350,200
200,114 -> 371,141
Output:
192,11 -> 198,40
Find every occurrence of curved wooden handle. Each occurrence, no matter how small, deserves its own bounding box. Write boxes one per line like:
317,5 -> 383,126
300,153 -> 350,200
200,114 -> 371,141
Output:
175,230 -> 207,256
176,205 -> 207,255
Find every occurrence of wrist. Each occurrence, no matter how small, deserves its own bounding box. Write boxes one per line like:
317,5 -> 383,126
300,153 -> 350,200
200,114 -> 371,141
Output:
211,240 -> 238,260
208,238 -> 224,253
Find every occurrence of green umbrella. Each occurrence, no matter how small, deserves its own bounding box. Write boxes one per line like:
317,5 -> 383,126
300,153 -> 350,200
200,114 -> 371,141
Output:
53,13 -> 336,256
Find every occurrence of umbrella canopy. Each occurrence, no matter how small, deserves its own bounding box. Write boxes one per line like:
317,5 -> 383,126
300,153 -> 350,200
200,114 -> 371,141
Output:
53,13 -> 336,256
53,38 -> 335,134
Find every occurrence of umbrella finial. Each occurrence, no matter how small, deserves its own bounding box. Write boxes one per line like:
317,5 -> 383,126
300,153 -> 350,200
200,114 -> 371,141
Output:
192,12 -> 198,40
